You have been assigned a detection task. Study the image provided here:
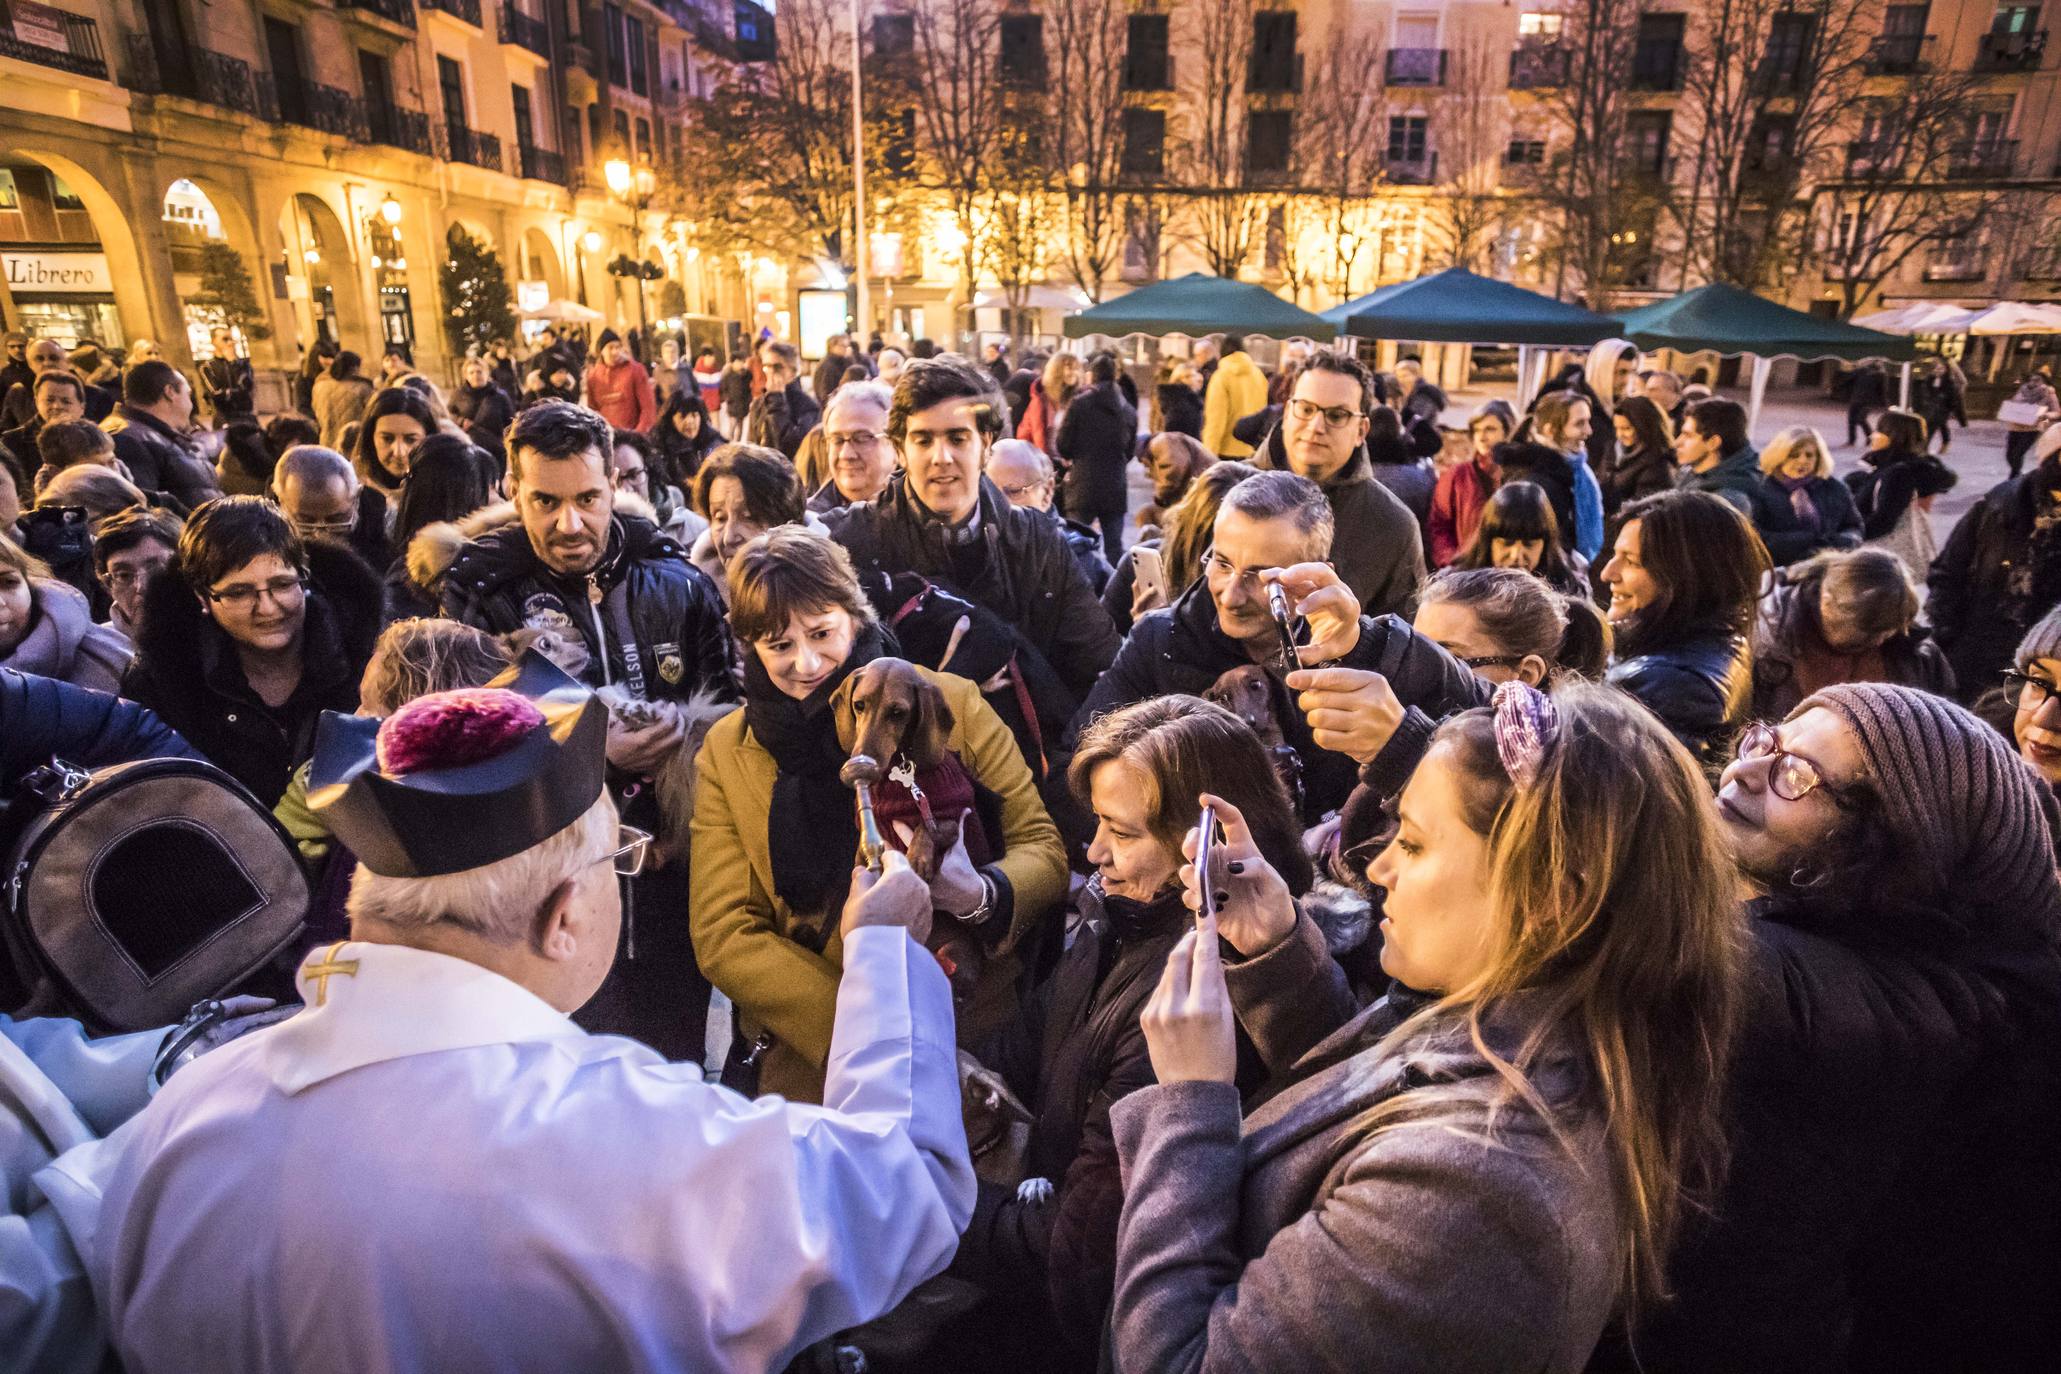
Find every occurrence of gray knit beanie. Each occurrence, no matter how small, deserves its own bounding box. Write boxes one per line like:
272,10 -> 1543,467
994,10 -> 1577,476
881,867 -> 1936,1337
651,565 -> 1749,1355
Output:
1797,683 -> 2061,949
2014,602 -> 2061,671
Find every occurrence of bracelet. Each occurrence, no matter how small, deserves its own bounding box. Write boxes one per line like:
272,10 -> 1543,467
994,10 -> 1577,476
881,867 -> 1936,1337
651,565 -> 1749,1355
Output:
963,872 -> 996,925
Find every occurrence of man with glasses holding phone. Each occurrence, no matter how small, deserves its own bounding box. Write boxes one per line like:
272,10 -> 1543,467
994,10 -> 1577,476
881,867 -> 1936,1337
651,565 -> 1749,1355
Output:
1250,348 -> 1424,619
122,495 -> 383,807
61,660 -> 974,1374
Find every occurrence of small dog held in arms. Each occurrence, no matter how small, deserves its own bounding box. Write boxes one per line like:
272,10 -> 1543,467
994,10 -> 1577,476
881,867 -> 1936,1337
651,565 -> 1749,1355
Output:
1206,663 -> 1306,816
500,626 -> 728,869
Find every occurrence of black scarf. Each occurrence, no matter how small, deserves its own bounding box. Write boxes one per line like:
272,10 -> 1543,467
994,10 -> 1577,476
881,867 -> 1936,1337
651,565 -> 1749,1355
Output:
743,620 -> 891,917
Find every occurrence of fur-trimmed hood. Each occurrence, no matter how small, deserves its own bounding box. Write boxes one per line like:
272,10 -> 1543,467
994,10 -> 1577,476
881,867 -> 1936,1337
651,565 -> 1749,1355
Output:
403,492 -> 666,598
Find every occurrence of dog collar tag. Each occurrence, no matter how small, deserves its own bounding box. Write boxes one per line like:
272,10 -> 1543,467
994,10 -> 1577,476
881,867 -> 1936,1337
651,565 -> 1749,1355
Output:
887,756 -> 921,796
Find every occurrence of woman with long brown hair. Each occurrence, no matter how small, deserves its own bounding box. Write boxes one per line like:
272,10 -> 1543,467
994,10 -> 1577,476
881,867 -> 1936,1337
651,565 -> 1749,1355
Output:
1107,682 -> 1747,1372
1016,353 -> 1081,454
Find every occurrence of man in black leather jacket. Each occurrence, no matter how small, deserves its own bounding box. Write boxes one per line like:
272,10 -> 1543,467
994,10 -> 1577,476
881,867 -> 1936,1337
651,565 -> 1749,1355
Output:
111,362 -> 222,511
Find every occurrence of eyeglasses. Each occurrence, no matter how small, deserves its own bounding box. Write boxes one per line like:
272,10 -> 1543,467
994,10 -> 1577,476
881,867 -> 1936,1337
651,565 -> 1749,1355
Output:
102,564 -> 169,590
1204,552 -> 1269,592
1288,398 -> 1366,430
205,575 -> 306,611
2005,669 -> 2061,713
294,517 -> 357,538
996,479 -> 1048,499
829,430 -> 885,451
612,468 -> 648,487
1736,722 -> 1859,808
604,824 -> 653,877
1460,653 -> 1526,670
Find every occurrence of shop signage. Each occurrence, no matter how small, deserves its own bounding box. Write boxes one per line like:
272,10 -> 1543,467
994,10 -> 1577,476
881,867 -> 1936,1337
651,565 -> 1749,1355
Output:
9,2 -> 70,53
3,249 -> 114,295
517,279 -> 549,313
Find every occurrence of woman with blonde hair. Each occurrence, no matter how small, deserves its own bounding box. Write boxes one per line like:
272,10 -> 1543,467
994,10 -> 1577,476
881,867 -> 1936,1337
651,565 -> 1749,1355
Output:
1016,352 -> 1080,454
1755,425 -> 1862,564
1108,682 -> 1747,1372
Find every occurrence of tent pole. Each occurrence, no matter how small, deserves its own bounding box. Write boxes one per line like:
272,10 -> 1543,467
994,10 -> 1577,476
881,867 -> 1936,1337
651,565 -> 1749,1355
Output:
1898,361 -> 1912,408
1516,346 -> 1534,410
1748,356 -> 1771,438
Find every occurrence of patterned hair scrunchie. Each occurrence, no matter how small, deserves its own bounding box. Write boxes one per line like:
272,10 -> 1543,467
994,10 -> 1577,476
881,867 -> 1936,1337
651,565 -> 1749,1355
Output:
1491,679 -> 1559,787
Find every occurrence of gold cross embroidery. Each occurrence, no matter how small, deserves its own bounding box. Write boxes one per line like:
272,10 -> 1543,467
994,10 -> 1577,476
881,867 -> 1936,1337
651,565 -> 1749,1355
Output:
303,942 -> 361,1008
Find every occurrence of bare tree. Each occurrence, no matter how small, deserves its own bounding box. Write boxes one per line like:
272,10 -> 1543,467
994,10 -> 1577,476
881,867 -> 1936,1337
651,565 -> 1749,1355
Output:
1295,20 -> 1388,298
1535,0 -> 1644,306
1670,0 -> 1873,290
1813,70 -> 2018,318
906,0 -> 1006,339
1176,0 -> 1262,275
984,115 -> 1065,342
1427,34 -> 1509,273
682,0 -> 855,263
1045,0 -> 1130,300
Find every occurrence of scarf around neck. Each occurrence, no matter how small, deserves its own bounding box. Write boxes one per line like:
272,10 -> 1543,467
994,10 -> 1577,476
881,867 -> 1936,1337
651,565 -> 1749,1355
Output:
743,619 -> 891,916
1774,473 -> 1821,529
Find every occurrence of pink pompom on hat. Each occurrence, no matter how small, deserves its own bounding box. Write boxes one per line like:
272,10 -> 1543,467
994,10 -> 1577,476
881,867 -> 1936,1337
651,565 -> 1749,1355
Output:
376,688 -> 547,777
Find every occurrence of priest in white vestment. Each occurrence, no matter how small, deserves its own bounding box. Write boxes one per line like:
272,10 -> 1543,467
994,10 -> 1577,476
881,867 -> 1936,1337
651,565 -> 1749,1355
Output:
46,658 -> 974,1373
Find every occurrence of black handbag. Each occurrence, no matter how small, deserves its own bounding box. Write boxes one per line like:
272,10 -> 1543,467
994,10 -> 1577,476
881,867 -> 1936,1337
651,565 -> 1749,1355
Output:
1,756 -> 308,1031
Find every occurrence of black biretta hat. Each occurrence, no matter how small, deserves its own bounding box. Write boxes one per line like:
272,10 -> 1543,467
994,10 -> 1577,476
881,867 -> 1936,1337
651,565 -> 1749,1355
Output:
308,653 -> 607,878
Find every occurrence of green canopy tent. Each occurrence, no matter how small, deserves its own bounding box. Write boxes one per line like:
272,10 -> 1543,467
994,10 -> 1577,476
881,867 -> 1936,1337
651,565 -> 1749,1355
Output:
1617,282 -> 1919,431
1321,267 -> 1625,407
1062,272 -> 1336,342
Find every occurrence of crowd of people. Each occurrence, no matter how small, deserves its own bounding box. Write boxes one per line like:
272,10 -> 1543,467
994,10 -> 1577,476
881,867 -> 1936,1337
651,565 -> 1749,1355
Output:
1,316 -> 2058,1374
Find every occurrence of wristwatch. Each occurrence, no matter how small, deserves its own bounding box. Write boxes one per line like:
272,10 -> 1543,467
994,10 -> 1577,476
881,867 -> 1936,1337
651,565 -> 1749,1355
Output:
962,872 -> 996,925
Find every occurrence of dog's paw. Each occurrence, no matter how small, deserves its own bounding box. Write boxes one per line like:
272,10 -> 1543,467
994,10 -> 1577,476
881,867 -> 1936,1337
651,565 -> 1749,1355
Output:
1016,1177 -> 1054,1208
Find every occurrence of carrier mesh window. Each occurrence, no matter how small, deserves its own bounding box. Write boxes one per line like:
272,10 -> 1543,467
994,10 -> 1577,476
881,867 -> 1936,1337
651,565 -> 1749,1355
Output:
93,825 -> 263,977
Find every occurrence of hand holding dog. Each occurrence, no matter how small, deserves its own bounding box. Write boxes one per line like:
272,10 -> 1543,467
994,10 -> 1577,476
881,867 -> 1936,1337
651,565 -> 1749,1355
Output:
604,709 -> 685,776
842,849 -> 934,944
895,817 -> 986,919
1180,792 -> 1296,957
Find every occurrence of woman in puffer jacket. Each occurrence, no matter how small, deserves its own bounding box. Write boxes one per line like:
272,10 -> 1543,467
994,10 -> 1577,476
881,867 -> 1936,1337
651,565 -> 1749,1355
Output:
0,536 -> 130,692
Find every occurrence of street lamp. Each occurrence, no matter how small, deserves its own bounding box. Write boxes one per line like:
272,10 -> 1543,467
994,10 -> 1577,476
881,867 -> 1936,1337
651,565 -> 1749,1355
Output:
602,159 -> 659,344
582,228 -> 604,255
379,194 -> 403,227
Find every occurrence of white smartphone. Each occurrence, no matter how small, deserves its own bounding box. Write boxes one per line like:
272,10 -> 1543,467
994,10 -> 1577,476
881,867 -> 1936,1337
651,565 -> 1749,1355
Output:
1133,545 -> 1167,604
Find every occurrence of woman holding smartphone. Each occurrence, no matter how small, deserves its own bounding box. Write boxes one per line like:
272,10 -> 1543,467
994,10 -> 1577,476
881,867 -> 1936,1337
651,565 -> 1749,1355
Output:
1107,682 -> 1747,1372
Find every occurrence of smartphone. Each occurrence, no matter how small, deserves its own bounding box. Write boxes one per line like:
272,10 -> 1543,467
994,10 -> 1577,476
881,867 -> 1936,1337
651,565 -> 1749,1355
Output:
1194,803 -> 1220,926
1133,545 -> 1167,605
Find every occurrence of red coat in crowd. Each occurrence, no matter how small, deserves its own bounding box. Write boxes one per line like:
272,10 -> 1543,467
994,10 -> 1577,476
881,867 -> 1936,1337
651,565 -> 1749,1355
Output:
584,357 -> 657,432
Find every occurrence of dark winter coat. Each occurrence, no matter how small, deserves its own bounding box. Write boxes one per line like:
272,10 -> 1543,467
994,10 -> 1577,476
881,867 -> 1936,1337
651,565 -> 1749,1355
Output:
1070,580 -> 1483,822
0,666 -> 200,797
812,352 -> 848,404
717,365 -> 754,422
110,407 -> 221,510
1749,569 -> 1954,718
437,508 -> 736,706
452,382 -> 516,454
1852,447 -> 1957,542
1756,473 -> 1864,565
1155,382 -> 1203,440
1366,444 -> 1437,552
1606,625 -> 1754,771
1041,507 -> 1113,595
824,472 -> 1120,702
1928,465 -> 2061,702
1596,443 -> 1674,515
1252,427 -> 1425,619
1679,446 -> 1781,527
1055,380 -> 1137,515
1491,442 -> 1582,544
120,540 -> 384,807
745,379 -> 820,459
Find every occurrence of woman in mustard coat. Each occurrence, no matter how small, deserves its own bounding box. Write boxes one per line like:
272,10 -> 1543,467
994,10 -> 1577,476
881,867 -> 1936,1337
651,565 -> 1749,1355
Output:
691,527 -> 1067,1103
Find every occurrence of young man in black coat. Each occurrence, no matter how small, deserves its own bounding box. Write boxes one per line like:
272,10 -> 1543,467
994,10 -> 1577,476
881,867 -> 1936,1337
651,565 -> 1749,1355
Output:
1054,352 -> 1138,565
111,362 -> 222,511
1068,471 -> 1482,824
438,400 -> 735,1060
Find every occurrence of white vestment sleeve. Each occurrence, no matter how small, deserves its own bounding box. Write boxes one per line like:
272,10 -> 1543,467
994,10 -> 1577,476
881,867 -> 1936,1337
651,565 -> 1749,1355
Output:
763,925 -> 975,1360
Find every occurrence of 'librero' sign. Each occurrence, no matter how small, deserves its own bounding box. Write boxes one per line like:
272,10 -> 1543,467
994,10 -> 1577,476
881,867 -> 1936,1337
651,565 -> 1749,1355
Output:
3,250 -> 114,294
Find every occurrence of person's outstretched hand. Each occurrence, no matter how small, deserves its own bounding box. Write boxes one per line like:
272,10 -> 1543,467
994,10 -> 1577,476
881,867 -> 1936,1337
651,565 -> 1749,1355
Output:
1263,562 -> 1362,663
1180,792 -> 1295,958
1286,666 -> 1404,766
841,849 -> 934,944
1141,915 -> 1237,1084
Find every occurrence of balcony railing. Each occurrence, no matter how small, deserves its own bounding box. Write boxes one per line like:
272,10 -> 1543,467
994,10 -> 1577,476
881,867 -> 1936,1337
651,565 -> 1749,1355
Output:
1947,137 -> 2017,178
499,4 -> 551,56
1386,150 -> 1439,185
421,0 -> 482,25
0,8 -> 108,80
338,0 -> 418,28
277,82 -> 369,139
1509,42 -> 1567,89
1975,29 -> 2045,72
1386,48 -> 1447,86
443,123 -> 505,173
1866,32 -> 1934,74
519,143 -> 567,184
367,102 -> 435,155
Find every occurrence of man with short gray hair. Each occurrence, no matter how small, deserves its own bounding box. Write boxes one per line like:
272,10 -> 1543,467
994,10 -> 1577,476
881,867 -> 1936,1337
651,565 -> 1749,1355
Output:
64,664 -> 973,1374
986,438 -> 1113,594
1070,467 -> 1480,822
811,380 -> 898,513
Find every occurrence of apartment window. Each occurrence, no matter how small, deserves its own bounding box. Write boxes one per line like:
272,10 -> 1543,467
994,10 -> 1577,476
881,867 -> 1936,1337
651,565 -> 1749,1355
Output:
1125,13 -> 1171,89
438,55 -> 467,132
1248,109 -> 1294,175
264,18 -> 306,124
604,3 -> 628,88
1388,114 -> 1428,162
1625,110 -> 1673,174
1505,138 -> 1547,164
1264,204 -> 1287,272
360,49 -> 393,108
1746,115 -> 1795,171
873,14 -> 914,56
1121,107 -> 1166,175
885,107 -> 915,175
613,108 -> 631,150
1994,4 -> 2042,34
1250,11 -> 1299,91
1123,204 -> 1160,277
1885,3 -> 1930,35
1518,11 -> 1564,38
999,15 -> 1046,86
1762,12 -> 1815,88
636,116 -> 652,160
512,84 -> 535,149
1631,13 -> 1686,89
627,17 -> 648,96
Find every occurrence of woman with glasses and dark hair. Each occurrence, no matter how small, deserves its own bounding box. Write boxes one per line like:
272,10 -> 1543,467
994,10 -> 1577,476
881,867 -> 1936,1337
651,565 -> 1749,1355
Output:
122,495 -> 382,805
1601,489 -> 1771,772
2006,603 -> 2061,791
1451,480 -> 1591,597
1609,683 -> 2061,1374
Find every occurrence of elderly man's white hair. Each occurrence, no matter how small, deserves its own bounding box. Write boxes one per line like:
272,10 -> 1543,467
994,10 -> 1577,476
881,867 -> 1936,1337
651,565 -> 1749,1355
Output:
985,438 -> 1053,484
825,379 -> 893,421
347,794 -> 617,942
272,444 -> 360,500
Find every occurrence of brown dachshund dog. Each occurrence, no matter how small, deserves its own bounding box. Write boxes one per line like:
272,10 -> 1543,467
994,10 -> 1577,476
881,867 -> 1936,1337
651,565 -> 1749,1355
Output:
1206,663 -> 1306,816
833,658 -> 958,877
